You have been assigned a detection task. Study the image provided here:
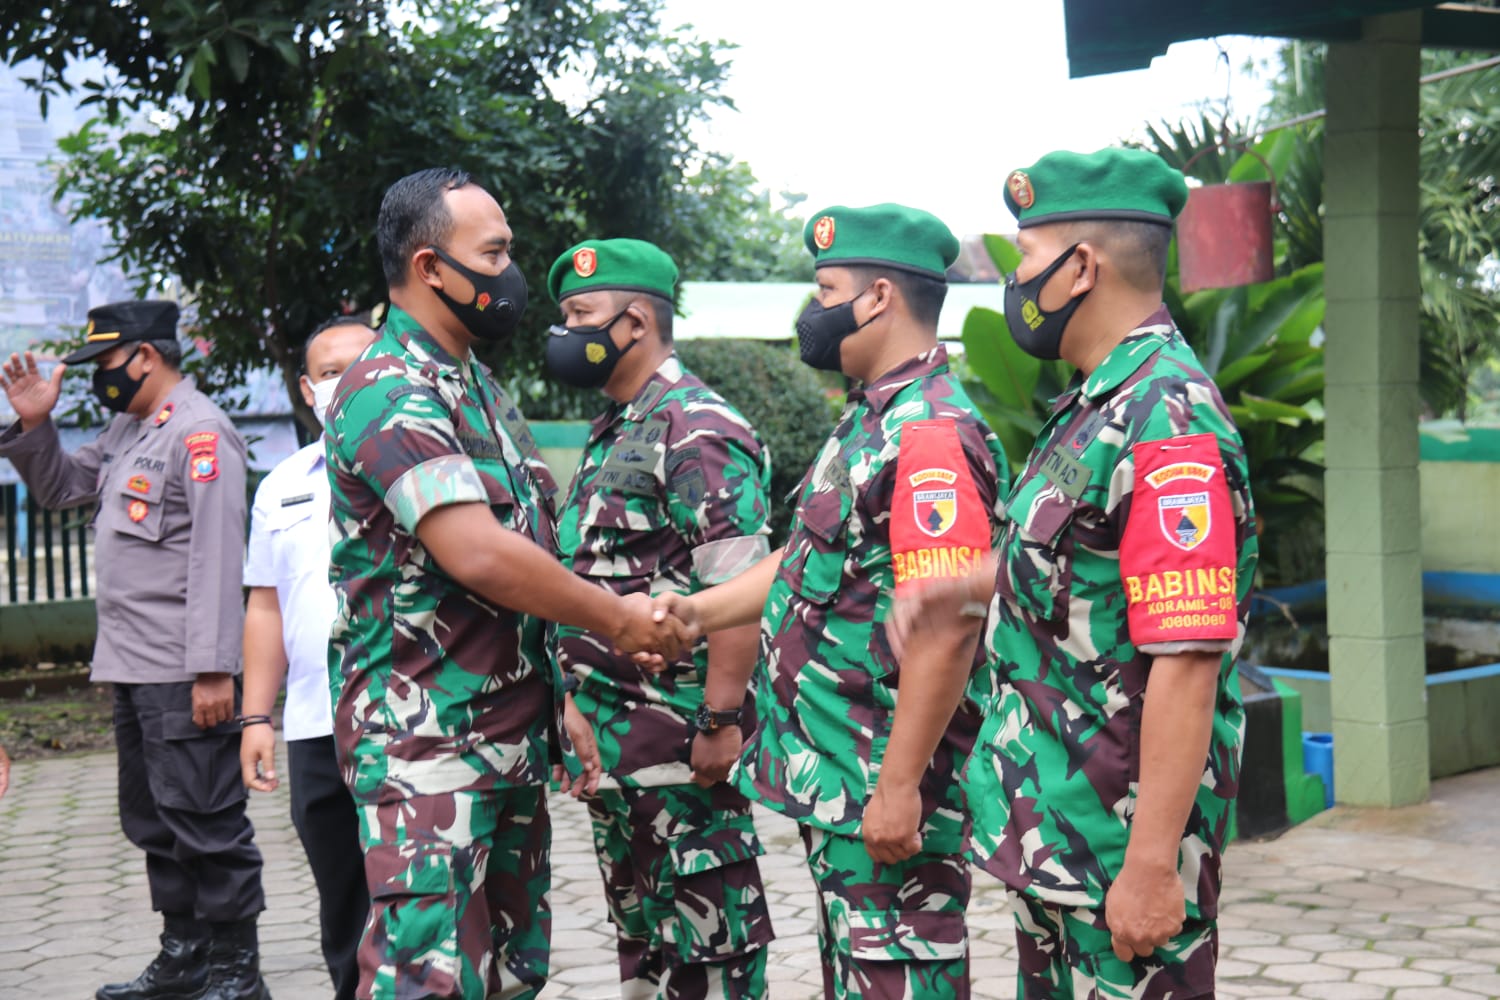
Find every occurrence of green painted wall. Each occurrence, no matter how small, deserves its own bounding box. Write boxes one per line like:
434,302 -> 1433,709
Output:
532,420 -> 590,493
1420,427 -> 1500,573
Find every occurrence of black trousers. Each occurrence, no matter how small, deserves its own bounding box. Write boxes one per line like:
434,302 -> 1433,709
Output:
113,681 -> 266,924
288,735 -> 368,1000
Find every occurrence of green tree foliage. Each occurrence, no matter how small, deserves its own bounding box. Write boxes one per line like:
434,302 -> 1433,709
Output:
675,338 -> 838,544
1,0 -> 806,426
1256,43 -> 1500,419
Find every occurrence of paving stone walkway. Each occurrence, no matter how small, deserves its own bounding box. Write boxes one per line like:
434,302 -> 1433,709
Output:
2,746 -> 1498,998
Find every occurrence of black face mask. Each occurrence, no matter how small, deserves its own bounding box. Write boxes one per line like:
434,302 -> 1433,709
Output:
428,245 -> 528,343
545,307 -> 636,389
794,285 -> 877,372
92,345 -> 145,413
1004,244 -> 1088,361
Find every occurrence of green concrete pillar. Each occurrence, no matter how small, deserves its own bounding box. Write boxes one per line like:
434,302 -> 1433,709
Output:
1323,11 -> 1428,807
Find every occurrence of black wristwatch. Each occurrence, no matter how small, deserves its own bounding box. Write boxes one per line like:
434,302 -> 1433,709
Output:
694,703 -> 742,733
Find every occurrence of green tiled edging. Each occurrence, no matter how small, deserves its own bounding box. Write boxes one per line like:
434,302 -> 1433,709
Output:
1270,678 -> 1333,825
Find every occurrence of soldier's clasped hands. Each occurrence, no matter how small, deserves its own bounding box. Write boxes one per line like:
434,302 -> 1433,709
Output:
611,591 -> 696,668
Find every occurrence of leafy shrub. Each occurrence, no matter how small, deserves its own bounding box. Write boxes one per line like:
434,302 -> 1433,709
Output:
676,338 -> 839,543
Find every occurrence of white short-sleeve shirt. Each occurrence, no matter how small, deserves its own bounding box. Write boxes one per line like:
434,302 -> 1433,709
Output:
244,440 -> 335,741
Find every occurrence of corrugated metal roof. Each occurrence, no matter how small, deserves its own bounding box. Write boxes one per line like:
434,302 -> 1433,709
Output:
1060,1 -> 1500,79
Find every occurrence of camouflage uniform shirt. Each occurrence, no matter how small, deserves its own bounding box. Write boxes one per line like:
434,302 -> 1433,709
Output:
966,308 -> 1258,920
556,354 -> 772,787
738,346 -> 1009,853
326,305 -> 562,804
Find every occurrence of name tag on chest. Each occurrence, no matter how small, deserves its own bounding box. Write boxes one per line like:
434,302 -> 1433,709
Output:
494,406 -> 536,455
1039,446 -> 1090,500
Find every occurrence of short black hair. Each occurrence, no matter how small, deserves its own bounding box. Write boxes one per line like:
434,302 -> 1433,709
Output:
143,337 -> 182,369
301,315 -> 374,373
1054,219 -> 1172,292
844,266 -> 949,329
377,167 -> 472,288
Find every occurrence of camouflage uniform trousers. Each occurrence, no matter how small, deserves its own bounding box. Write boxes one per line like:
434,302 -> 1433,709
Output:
798,825 -> 971,1000
1012,892 -> 1219,1000
355,786 -> 550,1000
586,782 -> 774,999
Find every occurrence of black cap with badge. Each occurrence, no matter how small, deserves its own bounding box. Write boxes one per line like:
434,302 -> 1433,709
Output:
63,300 -> 180,364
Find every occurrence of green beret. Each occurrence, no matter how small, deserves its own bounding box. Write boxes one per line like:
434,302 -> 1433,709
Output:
802,203 -> 958,280
547,238 -> 678,304
1003,148 -> 1188,229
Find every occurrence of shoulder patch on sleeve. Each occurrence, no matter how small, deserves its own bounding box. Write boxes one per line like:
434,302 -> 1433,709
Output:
386,383 -> 441,405
185,431 -> 219,483
890,419 -> 991,595
1120,432 -> 1238,646
669,467 -> 708,507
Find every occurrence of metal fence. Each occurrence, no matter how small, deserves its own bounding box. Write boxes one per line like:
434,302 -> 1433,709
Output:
0,483 -> 95,604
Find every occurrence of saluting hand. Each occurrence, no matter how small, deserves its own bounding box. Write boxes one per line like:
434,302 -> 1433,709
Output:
240,725 -> 278,793
191,672 -> 236,729
0,352 -> 65,429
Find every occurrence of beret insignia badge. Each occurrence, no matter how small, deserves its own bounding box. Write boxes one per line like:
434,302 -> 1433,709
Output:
813,216 -> 836,250
573,247 -> 598,278
1007,170 -> 1035,210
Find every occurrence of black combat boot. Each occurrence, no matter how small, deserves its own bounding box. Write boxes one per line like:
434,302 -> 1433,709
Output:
198,919 -> 271,1000
96,912 -> 210,1000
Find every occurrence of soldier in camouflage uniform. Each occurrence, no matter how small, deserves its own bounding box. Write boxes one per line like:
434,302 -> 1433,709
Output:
325,168 -> 689,1000
888,149 -> 1259,999
544,237 -> 776,998
655,204 -> 1008,999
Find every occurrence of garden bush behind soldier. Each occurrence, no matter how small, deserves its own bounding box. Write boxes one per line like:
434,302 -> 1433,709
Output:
889,147 -> 1259,1000
652,204 -> 1009,999
0,300 -> 270,1000
324,167 -> 691,1000
544,237 -> 776,998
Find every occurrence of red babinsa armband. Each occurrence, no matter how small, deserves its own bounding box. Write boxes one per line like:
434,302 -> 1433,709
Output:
890,419 -> 991,596
1120,433 -> 1238,646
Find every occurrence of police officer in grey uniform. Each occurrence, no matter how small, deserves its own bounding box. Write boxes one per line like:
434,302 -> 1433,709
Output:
0,300 -> 270,1000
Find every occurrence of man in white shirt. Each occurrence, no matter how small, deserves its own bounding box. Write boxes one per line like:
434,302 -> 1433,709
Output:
240,317 -> 376,1000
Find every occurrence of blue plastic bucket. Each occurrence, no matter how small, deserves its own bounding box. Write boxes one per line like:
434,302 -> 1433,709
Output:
1302,732 -> 1334,808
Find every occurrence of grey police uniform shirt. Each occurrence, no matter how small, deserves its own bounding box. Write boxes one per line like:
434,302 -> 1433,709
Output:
0,377 -> 247,684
